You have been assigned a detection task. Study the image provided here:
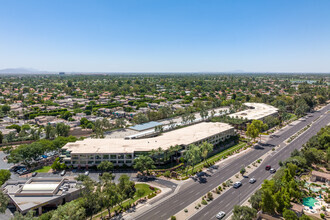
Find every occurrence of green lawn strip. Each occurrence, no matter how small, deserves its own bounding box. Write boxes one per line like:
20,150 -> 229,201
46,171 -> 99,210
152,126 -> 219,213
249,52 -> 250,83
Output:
183,142 -> 247,177
34,166 -> 52,173
93,183 -> 158,219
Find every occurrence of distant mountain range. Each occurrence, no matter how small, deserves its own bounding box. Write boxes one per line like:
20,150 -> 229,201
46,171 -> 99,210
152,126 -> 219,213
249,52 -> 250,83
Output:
0,68 -> 49,74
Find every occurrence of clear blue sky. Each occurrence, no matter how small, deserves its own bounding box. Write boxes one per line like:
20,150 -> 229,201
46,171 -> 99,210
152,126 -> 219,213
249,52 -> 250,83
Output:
1,0 -> 330,72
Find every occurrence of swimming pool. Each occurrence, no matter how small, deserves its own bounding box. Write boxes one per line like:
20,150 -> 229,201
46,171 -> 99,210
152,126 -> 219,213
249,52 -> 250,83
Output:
303,197 -> 318,207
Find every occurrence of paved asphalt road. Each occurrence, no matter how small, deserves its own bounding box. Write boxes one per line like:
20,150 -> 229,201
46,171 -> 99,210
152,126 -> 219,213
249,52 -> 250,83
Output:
134,104 -> 330,220
190,109 -> 330,220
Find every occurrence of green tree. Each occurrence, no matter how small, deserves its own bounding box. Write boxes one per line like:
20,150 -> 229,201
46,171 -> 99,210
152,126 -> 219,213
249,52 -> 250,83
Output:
0,169 -> 11,185
6,124 -> 21,133
51,200 -> 85,220
303,148 -> 324,165
100,181 -> 119,218
45,124 -> 56,139
240,167 -> 246,176
0,190 -> 9,213
55,123 -> 70,137
11,210 -> 35,220
232,205 -> 257,220
249,190 -> 262,210
184,144 -> 201,175
51,157 -> 66,171
246,123 -> 259,142
260,180 -> 276,214
133,155 -> 156,175
117,175 -> 136,209
81,178 -> 101,220
200,142 -> 213,165
97,161 -> 114,172
1,105 -> 10,114
283,208 -> 298,220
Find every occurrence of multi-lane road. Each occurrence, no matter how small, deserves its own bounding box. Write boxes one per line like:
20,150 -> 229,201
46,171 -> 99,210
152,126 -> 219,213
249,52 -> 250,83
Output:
134,104 -> 330,220
190,108 -> 330,220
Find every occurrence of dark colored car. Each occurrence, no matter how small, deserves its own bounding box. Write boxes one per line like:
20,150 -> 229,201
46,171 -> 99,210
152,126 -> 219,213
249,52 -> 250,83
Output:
32,172 -> 38,177
265,165 -> 271,170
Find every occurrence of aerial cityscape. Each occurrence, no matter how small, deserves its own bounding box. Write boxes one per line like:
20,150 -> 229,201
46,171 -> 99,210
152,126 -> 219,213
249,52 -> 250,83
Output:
0,1 -> 329,220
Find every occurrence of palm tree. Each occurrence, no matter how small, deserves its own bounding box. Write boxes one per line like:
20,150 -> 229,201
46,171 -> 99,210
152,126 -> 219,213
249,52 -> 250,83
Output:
156,147 -> 163,164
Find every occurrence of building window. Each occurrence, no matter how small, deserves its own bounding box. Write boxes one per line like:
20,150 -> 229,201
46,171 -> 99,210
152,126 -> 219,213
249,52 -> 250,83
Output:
118,154 -> 124,160
95,155 -> 101,160
103,155 -> 109,159
126,160 -> 132,164
118,160 -> 124,164
110,160 -> 117,164
88,155 -> 94,160
125,154 -> 132,159
72,155 -> 78,160
110,155 -> 117,159
88,161 -> 94,164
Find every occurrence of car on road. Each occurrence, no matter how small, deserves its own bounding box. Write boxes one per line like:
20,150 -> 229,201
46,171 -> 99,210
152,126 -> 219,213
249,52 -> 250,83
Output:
233,181 -> 242,188
216,211 -> 226,219
265,165 -> 271,170
60,170 -> 66,176
84,171 -> 89,176
32,172 -> 38,177
270,168 -> 276,174
249,178 -> 256,184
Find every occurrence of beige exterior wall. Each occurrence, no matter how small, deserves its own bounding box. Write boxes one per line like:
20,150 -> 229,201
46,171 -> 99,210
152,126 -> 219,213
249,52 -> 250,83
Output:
65,127 -> 235,167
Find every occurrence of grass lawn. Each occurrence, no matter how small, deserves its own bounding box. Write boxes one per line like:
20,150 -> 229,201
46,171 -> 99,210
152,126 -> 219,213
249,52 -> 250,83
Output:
34,166 -> 52,173
94,183 -> 158,219
183,142 -> 247,177
288,113 -> 297,120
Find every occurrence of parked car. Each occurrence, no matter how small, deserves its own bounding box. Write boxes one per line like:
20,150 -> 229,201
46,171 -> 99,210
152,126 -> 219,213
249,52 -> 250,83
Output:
270,168 -> 276,173
84,171 -> 89,176
265,165 -> 271,170
216,211 -> 226,219
98,172 -> 103,176
249,178 -> 256,184
233,181 -> 242,188
60,170 -> 66,176
32,172 -> 38,177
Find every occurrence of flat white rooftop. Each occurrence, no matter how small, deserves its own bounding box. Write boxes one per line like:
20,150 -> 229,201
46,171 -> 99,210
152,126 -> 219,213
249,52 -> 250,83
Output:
2,177 -> 80,213
228,103 -> 278,121
63,122 -> 234,154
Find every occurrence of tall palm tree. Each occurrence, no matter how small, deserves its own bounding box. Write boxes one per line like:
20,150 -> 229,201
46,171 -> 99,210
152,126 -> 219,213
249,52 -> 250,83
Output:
157,147 -> 163,164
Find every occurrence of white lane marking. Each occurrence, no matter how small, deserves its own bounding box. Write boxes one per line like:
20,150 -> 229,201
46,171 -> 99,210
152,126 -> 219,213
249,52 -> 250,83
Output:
204,211 -> 209,216
225,203 -> 230,208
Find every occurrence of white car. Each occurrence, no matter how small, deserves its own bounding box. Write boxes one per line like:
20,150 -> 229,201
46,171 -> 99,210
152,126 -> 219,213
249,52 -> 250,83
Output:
249,178 -> 256,184
233,181 -> 242,188
216,211 -> 226,219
